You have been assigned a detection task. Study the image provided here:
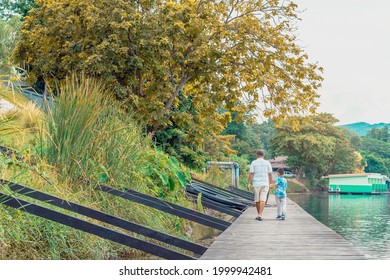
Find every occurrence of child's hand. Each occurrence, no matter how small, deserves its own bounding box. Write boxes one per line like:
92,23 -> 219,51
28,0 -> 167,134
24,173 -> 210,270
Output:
269,183 -> 276,189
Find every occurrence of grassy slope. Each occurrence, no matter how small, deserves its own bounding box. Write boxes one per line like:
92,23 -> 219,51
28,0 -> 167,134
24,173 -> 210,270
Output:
0,84 -> 37,149
0,85 -> 219,260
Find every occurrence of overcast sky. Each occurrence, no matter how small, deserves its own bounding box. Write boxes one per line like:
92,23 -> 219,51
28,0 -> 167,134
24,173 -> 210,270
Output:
293,0 -> 390,125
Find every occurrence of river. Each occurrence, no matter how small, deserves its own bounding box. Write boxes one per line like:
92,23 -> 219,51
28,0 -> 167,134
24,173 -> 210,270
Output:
288,193 -> 390,259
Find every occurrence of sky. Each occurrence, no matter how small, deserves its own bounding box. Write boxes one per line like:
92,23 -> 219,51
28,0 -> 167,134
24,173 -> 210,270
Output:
293,0 -> 390,125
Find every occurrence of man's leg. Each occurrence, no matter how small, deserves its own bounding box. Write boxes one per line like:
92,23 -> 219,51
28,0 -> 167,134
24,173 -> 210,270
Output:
258,186 -> 269,218
254,187 -> 262,218
258,200 -> 266,217
256,201 -> 261,217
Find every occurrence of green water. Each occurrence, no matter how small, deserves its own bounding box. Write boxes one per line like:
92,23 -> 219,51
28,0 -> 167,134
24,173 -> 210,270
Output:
288,193 -> 390,259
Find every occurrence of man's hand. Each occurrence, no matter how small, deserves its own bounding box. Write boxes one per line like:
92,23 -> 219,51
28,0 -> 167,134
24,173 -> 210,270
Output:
247,173 -> 254,191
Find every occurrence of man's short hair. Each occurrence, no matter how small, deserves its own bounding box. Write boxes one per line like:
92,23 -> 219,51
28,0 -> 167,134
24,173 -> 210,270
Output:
256,150 -> 264,156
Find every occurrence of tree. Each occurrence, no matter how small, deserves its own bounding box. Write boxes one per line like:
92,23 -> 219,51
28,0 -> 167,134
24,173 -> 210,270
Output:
0,0 -> 37,20
13,0 -> 323,155
270,113 -> 363,182
367,126 -> 389,143
0,16 -> 20,66
362,153 -> 388,175
222,116 -> 277,162
361,136 -> 390,175
258,120 -> 275,153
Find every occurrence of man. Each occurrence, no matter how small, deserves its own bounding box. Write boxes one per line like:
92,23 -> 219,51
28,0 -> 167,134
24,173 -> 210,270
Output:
247,150 -> 273,221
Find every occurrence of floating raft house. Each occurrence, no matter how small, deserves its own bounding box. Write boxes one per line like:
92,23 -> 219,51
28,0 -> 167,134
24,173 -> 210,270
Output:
324,173 -> 390,194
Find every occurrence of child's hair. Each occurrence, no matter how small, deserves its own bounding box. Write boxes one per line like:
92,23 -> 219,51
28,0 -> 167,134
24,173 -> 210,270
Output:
277,168 -> 284,175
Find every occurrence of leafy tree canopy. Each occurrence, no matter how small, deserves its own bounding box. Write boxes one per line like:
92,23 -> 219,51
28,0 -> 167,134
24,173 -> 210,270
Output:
361,132 -> 390,175
362,153 -> 389,175
0,0 -> 37,20
367,125 -> 389,143
13,0 -> 323,154
270,113 -> 364,182
0,15 -> 20,66
222,116 -> 275,162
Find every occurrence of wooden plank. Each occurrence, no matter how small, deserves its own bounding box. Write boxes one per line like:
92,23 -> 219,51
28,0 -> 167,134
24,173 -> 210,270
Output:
191,177 -> 253,201
0,192 -> 195,260
98,185 -> 230,231
186,193 -> 242,217
125,188 -> 231,226
0,145 -> 24,161
3,180 -> 207,255
201,196 -> 367,260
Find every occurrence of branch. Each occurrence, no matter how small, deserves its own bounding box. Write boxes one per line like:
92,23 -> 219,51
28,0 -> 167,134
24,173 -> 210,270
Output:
161,70 -> 190,117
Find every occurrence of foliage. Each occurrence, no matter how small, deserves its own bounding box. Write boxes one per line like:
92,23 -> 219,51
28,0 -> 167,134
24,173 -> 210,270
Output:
0,77 -> 212,260
258,120 -> 276,153
196,192 -> 204,213
223,116 -> 275,162
0,16 -> 20,66
270,113 -> 363,184
39,74 -> 113,184
203,134 -> 237,162
361,133 -> 390,175
198,164 -> 232,189
367,126 -> 389,142
362,153 -> 388,175
0,0 -> 37,20
154,101 -> 235,170
339,125 -> 389,175
0,151 -> 196,260
0,82 -> 42,148
17,100 -> 42,130
39,74 -> 190,197
154,128 -> 192,169
13,0 -> 323,151
341,128 -> 363,150
143,148 -> 191,198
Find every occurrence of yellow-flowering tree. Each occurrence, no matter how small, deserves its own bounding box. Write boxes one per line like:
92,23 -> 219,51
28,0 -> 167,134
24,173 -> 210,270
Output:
14,0 -> 323,149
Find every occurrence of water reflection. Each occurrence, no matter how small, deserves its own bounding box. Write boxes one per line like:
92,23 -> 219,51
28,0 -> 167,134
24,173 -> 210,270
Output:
289,193 -> 390,259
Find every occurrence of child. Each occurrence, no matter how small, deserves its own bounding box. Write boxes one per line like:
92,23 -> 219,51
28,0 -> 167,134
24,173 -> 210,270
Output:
270,168 -> 288,220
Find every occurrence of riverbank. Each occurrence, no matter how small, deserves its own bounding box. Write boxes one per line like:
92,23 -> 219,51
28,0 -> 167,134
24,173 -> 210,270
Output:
285,178 -> 311,193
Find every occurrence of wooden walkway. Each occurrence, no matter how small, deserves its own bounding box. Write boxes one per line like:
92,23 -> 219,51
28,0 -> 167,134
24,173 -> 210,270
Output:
201,196 -> 367,260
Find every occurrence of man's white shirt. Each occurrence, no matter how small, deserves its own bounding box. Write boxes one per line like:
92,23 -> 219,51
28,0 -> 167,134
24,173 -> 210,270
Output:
250,158 -> 272,187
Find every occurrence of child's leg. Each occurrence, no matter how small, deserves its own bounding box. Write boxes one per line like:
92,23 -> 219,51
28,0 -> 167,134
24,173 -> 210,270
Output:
275,195 -> 281,216
281,197 -> 287,216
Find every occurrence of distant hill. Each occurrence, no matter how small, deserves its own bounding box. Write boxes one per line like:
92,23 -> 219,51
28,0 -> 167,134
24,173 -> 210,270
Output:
339,122 -> 390,136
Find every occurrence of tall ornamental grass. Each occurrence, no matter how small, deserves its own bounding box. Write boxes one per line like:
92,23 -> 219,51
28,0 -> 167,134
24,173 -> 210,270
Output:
40,74 -> 190,197
40,75 -> 147,188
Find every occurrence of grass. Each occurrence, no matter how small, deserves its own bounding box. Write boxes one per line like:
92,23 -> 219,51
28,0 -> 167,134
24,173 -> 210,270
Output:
1,83 -> 42,150
0,83 -> 31,105
286,178 -> 310,193
0,74 -> 213,260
